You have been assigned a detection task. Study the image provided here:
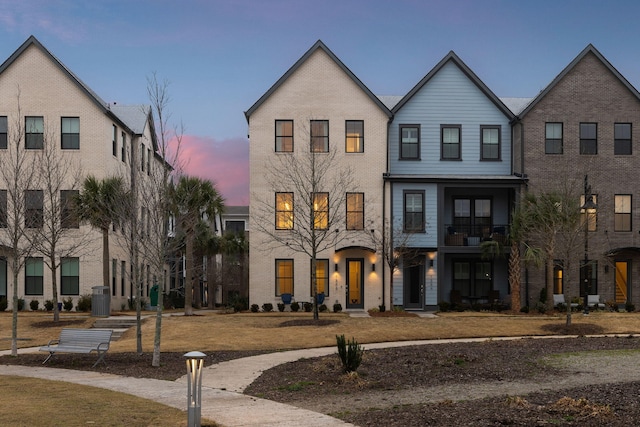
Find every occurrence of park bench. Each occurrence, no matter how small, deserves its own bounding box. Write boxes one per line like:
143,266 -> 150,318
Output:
40,328 -> 113,368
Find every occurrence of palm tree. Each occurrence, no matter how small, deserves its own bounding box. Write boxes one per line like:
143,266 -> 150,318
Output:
75,176 -> 126,290
170,176 -> 224,315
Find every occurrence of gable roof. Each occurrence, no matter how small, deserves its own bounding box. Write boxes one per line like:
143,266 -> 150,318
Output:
0,35 -> 137,135
391,51 -> 515,120
244,40 -> 392,120
519,44 -> 640,118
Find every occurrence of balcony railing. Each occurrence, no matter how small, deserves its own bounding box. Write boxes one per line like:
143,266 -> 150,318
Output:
443,224 -> 510,246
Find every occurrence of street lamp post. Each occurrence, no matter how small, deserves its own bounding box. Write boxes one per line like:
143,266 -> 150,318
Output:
184,351 -> 206,427
582,175 -> 597,316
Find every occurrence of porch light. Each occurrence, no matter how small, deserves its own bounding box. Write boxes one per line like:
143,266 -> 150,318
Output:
184,351 -> 206,427
371,263 -> 376,272
334,263 -> 339,273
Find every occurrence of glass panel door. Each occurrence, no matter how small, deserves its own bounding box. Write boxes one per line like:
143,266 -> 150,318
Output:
346,259 -> 363,309
615,261 -> 629,304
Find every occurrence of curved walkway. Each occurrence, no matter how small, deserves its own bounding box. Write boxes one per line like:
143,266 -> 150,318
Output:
1,330 -> 636,426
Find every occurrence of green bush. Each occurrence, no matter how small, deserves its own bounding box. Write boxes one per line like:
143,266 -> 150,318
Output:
77,294 -> 92,312
44,299 -> 54,311
336,334 -> 364,373
303,302 -> 312,312
438,301 -> 450,312
290,301 -> 300,312
319,304 -> 328,312
17,298 -> 25,311
262,303 -> 273,312
277,303 -> 285,312
333,303 -> 342,313
250,304 -> 259,313
62,297 -> 73,312
227,294 -> 248,312
29,299 -> 39,311
0,297 -> 7,312
535,301 -> 547,314
626,302 -> 635,312
165,290 -> 185,309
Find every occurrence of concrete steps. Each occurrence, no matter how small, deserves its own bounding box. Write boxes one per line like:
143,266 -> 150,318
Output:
92,317 -> 138,340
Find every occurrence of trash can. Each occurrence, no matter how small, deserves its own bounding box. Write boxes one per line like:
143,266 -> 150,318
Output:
150,284 -> 159,308
91,286 -> 111,317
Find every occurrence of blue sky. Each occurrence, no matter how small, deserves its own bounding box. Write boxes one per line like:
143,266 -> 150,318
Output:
1,0 -> 640,204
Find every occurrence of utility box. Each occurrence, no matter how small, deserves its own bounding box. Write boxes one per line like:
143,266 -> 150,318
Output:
150,284 -> 159,308
91,286 -> 111,317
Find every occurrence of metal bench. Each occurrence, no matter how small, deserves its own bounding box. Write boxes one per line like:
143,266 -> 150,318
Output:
40,328 -> 113,368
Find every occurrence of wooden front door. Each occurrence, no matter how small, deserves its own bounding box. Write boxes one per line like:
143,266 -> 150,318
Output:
346,259 -> 364,309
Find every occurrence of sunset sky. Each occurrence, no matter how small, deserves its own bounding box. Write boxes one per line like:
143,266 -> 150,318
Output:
1,0 -> 640,205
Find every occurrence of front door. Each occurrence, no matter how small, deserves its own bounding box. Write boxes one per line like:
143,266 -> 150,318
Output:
615,261 -> 630,304
346,259 -> 364,309
403,263 -> 424,309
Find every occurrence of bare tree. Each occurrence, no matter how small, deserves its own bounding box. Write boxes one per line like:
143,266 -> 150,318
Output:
252,137 -> 361,320
28,122 -> 90,322
0,92 -> 37,356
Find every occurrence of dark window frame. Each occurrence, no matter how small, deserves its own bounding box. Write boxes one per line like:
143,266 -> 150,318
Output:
61,190 -> 79,228
346,192 -> 364,230
112,125 -> 117,157
441,124 -> 461,160
614,123 -> 632,155
580,122 -> 598,154
25,116 -> 44,149
0,116 -> 7,149
545,122 -> 563,154
275,120 -> 294,152
310,120 -> 329,152
60,257 -> 80,295
480,125 -> 501,160
61,117 -> 79,149
399,124 -> 420,160
275,192 -> 294,230
403,190 -> 425,233
614,194 -> 632,232
25,189 -> 43,228
345,120 -> 364,153
25,257 -> 44,295
311,259 -> 329,297
0,190 -> 6,228
275,259 -> 294,297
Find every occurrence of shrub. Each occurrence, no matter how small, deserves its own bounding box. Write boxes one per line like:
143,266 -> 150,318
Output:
626,302 -> 635,312
17,298 -> 25,311
262,303 -> 273,312
333,303 -> 342,313
250,304 -> 259,313
319,304 -> 328,312
539,287 -> 547,304
277,303 -> 285,312
227,294 -> 248,312
165,290 -> 185,309
0,297 -> 7,312
438,301 -> 450,312
378,304 -> 386,312
303,302 -> 312,312
535,301 -> 547,314
29,299 -> 39,311
44,299 -> 54,311
520,305 -> 529,313
62,297 -> 73,312
336,334 -> 364,373
290,301 -> 300,312
76,294 -> 92,312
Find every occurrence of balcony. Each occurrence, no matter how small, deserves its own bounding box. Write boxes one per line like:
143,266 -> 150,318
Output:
444,224 -> 510,246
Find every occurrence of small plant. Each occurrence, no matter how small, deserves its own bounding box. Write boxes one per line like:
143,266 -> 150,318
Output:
438,301 -> 451,312
227,294 -> 248,312
262,303 -> 274,312
0,297 -> 7,312
290,301 -> 300,312
303,302 -> 312,312
319,303 -> 328,312
62,297 -> 73,312
17,298 -> 25,311
520,305 -> 529,313
29,299 -> 40,311
378,304 -> 386,313
277,303 -> 285,312
76,294 -> 92,312
250,304 -> 259,313
336,334 -> 364,373
44,299 -> 54,311
535,301 -> 547,314
333,302 -> 342,313
626,302 -> 635,312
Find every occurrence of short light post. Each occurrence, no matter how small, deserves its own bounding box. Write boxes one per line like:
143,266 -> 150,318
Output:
184,351 -> 206,427
582,175 -> 597,316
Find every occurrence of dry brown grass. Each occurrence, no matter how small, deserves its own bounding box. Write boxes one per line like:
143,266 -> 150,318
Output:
3,309 -> 640,353
0,376 -> 217,426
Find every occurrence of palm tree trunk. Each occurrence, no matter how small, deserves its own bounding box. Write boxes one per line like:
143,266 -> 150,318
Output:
509,240 -> 521,312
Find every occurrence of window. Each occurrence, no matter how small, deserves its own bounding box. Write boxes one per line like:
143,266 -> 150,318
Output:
121,131 -> 126,162
25,257 -> 43,295
147,147 -> 151,175
480,125 -> 500,160
141,143 -> 146,171
345,120 -> 364,153
310,120 -> 329,152
404,191 -> 424,232
275,120 -> 293,152
60,257 -> 79,295
453,261 -> 492,298
0,190 -> 6,228
25,116 -> 44,149
61,117 -> 79,149
312,259 -> 329,296
454,198 -> 491,237
225,220 -> 245,235
400,125 -> 419,159
0,257 -> 6,298
275,259 -> 293,296
112,125 -> 117,156
580,123 -> 597,154
580,194 -> 597,231
0,116 -> 7,149
112,259 -> 117,296
545,122 -> 563,154
121,260 -> 126,297
25,190 -> 43,228
580,260 -> 598,295
615,195 -> 632,231
615,123 -> 632,155
275,192 -> 294,229
313,192 -> 328,230
441,125 -> 461,160
60,190 -> 79,228
553,261 -> 564,294
346,192 -> 364,230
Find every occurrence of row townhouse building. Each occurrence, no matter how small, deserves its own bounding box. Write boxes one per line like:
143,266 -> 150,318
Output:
0,36 -> 167,311
247,40 -> 640,311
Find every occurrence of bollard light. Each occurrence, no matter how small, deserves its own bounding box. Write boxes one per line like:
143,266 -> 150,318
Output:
184,351 -> 206,427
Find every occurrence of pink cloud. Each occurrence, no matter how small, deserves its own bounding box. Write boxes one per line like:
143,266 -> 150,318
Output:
178,135 -> 249,206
